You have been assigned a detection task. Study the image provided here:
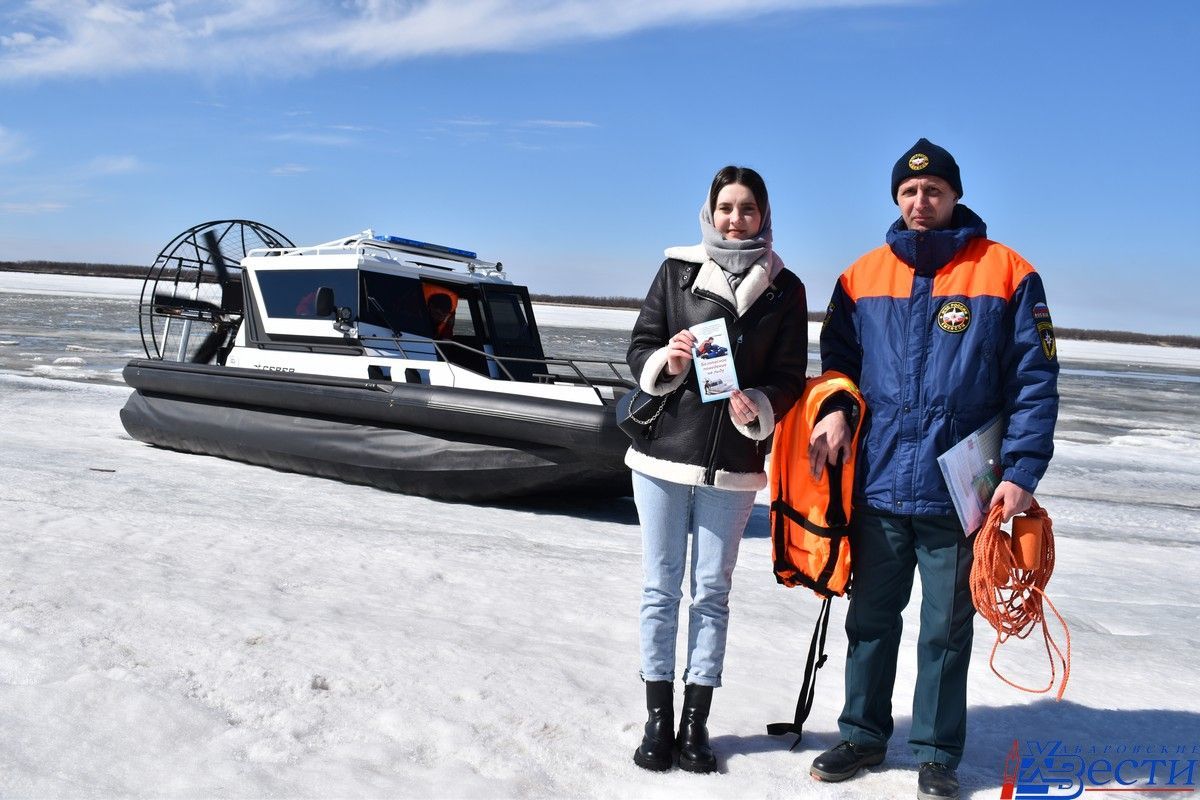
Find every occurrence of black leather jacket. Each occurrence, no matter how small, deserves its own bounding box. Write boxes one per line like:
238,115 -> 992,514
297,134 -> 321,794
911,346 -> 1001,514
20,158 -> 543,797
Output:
626,258 -> 809,487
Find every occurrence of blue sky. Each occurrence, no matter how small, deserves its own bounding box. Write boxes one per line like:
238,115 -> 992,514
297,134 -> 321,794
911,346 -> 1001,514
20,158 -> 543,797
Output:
1,0 -> 1197,334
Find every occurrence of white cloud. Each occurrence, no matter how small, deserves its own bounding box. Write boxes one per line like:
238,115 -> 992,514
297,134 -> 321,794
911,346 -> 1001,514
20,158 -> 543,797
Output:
1,201 -> 67,213
268,131 -> 356,147
0,0 -> 913,81
84,155 -> 142,175
270,163 -> 311,176
0,148 -> 142,213
0,125 -> 33,163
423,116 -> 597,148
440,118 -> 498,127
520,119 -> 598,129
1,31 -> 39,47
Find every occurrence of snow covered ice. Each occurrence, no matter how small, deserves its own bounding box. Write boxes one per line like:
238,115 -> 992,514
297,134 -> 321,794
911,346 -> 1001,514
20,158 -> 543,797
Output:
1,274 -> 1199,798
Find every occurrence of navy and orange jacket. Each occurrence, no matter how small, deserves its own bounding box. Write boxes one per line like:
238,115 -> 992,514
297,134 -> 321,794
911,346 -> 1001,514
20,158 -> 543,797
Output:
821,205 -> 1059,516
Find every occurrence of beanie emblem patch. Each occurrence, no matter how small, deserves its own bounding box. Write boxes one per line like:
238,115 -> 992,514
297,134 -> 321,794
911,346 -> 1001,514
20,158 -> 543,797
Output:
908,153 -> 930,171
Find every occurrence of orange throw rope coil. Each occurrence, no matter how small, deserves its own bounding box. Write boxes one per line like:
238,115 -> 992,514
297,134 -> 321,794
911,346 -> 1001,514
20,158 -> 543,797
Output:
969,499 -> 1071,700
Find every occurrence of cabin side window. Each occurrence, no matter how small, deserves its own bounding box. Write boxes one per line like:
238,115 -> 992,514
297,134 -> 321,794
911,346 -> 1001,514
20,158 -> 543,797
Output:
360,271 -> 433,337
257,269 -> 359,320
449,300 -> 478,338
485,290 -> 536,344
421,281 -> 479,339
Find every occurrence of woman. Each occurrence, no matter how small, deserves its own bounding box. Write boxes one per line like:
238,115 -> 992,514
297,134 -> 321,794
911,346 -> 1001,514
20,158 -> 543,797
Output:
627,165 -> 809,773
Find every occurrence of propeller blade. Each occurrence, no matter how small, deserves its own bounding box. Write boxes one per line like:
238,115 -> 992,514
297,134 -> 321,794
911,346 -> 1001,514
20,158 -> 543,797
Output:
203,230 -> 232,287
202,229 -> 245,315
190,327 -> 226,364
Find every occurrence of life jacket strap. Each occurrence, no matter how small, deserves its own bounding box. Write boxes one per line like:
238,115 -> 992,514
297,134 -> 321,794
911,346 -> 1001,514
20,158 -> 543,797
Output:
770,498 -> 849,598
771,498 -> 841,537
766,595 -> 833,749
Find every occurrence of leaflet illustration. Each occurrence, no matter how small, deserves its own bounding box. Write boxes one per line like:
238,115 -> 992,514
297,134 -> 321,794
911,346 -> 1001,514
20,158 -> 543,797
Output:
690,318 -> 738,403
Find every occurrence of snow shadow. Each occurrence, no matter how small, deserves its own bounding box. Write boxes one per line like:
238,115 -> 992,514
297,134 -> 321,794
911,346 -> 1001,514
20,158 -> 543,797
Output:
488,493 -> 640,524
496,493 -> 777,530
483,491 -> 776,530
711,701 -> 1200,790
962,700 -> 1200,791
710,726 -> 842,762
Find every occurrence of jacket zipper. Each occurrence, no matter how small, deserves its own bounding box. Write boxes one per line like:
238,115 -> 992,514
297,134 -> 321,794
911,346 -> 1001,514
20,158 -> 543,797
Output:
693,288 -> 738,319
702,402 -> 724,486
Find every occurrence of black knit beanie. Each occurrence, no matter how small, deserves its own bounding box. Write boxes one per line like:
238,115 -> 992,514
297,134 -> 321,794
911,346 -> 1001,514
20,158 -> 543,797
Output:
891,138 -> 962,203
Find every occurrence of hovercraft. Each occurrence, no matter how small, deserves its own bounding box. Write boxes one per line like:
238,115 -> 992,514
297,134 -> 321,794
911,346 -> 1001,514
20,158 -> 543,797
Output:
119,220 -> 633,501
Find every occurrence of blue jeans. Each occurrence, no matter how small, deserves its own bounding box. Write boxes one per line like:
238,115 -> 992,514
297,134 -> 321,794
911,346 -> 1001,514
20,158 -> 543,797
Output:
633,470 -> 756,688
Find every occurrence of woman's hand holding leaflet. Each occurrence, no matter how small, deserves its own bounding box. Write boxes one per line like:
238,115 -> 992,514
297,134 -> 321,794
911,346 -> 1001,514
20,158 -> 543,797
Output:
664,330 -> 698,376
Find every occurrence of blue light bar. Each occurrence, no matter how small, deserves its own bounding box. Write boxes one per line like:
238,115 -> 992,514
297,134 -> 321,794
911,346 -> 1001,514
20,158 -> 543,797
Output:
374,234 -> 477,260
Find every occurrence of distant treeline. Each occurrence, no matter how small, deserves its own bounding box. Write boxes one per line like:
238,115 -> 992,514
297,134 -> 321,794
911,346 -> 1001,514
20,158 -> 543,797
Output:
1,260 -> 147,279
530,294 -> 642,309
529,295 -> 1200,348
1051,327 -> 1200,348
4,261 -> 1198,348
535,294 -> 827,323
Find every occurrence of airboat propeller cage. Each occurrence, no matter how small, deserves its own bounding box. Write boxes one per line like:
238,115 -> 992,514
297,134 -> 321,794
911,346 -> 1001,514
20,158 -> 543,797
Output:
123,220 -> 634,501
138,220 -> 294,364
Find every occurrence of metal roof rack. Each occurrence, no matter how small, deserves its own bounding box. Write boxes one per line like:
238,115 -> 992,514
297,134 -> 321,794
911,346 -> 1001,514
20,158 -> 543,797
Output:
245,230 -> 503,275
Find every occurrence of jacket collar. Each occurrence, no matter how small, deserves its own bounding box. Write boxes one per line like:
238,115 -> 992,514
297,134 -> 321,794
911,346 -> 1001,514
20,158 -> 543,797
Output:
886,204 -> 987,276
692,259 -> 772,317
664,244 -> 774,317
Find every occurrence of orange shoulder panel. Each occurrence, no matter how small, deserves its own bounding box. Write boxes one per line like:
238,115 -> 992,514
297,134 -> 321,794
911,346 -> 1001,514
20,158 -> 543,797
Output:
932,239 -> 1037,299
840,246 -> 912,300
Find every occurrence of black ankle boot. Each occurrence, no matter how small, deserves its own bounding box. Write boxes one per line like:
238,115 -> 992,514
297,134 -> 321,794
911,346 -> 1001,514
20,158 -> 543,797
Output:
633,681 -> 675,771
918,762 -> 960,800
676,683 -> 717,773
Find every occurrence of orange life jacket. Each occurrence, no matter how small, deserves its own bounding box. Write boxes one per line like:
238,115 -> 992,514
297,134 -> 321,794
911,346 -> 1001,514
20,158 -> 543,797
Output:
769,371 -> 866,598
422,284 -> 460,339
766,371 -> 866,744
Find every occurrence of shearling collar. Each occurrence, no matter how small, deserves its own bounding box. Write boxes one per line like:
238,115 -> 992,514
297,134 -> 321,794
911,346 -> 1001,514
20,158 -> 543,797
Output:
693,259 -> 773,317
664,244 -> 707,264
664,245 -> 777,317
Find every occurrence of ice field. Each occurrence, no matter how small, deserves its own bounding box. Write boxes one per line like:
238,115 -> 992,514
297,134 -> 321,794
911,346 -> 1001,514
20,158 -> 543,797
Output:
1,273 -> 1198,798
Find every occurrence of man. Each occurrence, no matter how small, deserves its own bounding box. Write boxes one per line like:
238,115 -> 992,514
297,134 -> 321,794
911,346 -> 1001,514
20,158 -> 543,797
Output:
807,138 -> 1059,800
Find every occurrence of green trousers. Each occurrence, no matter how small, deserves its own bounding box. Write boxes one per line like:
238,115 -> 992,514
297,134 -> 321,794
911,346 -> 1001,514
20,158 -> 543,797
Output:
838,509 -> 976,767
